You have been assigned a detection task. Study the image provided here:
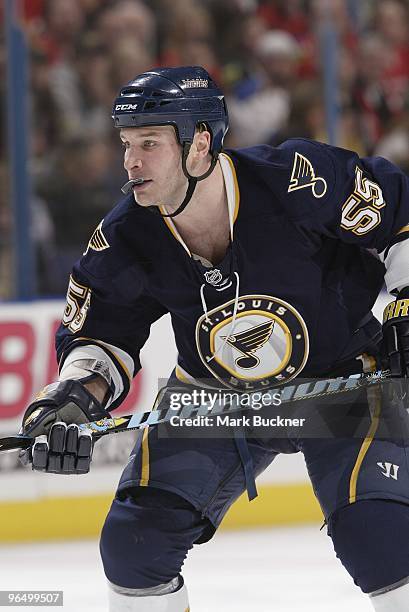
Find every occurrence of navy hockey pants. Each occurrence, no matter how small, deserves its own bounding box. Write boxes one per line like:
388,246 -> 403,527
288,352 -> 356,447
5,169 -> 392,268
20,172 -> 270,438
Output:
100,375 -> 409,594
100,489 -> 409,594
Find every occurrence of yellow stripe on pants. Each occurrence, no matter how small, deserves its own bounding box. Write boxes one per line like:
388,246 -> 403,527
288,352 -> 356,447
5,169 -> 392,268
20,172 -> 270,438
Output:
349,389 -> 382,504
139,428 -> 150,486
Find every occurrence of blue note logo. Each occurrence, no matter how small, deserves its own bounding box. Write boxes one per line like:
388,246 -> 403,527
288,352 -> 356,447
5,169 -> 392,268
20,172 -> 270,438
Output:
84,221 -> 110,255
288,152 -> 327,198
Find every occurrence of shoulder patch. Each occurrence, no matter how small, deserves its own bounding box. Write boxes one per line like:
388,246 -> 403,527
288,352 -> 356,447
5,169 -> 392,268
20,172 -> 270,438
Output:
288,152 -> 327,198
84,221 -> 110,255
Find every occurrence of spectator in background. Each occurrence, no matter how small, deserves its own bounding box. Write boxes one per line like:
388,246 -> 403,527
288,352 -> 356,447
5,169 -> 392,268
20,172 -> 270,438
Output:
43,35 -> 112,141
375,117 -> 409,175
29,0 -> 85,65
23,0 -> 45,22
228,30 -> 300,146
269,79 -> 326,144
1,0 -> 408,298
374,0 -> 409,115
77,0 -> 114,30
97,0 -> 156,56
31,195 -> 60,295
206,0 -> 261,66
257,0 -> 309,40
30,48 -> 62,172
35,138 -> 123,286
178,38 -> 220,80
0,160 -> 57,297
72,36 -> 114,137
158,0 -> 220,78
353,34 -> 398,152
257,29 -> 301,89
210,8 -> 268,122
43,0 -> 157,142
234,12 -> 268,67
108,38 -> 154,94
30,0 -> 90,143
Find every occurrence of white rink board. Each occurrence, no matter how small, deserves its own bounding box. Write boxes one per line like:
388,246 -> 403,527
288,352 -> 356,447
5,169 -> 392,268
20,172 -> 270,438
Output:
0,292 -> 392,502
0,302 -> 177,502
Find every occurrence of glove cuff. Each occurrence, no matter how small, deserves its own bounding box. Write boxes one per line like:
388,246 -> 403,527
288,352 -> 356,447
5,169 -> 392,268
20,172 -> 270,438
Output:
23,380 -> 110,435
397,286 -> 409,300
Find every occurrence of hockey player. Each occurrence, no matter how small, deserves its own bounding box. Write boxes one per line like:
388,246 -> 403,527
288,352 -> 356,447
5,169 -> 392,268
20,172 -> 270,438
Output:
20,67 -> 409,611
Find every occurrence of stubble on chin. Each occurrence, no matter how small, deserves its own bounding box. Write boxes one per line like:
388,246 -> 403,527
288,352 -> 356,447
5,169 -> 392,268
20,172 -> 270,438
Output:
133,193 -> 158,208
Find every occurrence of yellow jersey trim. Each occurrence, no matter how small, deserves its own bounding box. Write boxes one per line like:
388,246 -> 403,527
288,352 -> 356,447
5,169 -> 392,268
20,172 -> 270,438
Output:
220,153 -> 240,226
65,337 -> 132,383
159,154 -> 240,251
175,365 -> 192,384
397,224 -> 409,235
160,208 -> 192,257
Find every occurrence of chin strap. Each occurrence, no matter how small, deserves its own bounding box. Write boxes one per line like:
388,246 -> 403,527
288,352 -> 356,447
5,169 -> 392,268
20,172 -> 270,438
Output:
149,143 -> 219,219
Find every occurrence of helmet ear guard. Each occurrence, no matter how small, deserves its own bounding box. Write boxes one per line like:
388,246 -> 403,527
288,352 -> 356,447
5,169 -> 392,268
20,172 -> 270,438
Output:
112,66 -> 228,217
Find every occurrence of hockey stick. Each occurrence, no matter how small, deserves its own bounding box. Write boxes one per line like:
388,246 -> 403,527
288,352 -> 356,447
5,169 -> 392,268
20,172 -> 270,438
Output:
0,369 -> 393,453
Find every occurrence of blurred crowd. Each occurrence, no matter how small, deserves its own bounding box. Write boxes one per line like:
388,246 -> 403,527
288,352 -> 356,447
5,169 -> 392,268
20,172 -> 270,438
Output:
1,0 -> 409,297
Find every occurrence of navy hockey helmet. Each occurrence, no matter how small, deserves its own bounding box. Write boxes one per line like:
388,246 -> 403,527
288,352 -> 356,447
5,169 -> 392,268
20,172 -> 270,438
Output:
112,66 -> 228,157
113,66 -> 229,217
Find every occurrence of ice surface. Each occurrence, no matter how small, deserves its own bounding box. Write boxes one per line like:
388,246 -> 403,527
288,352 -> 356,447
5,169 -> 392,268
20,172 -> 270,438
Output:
0,525 -> 373,611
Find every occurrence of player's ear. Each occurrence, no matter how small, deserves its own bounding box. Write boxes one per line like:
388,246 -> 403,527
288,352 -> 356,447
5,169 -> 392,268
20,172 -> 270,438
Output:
193,123 -> 211,158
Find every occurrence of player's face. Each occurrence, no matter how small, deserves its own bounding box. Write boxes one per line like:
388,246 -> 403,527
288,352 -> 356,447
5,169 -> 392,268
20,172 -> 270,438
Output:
120,126 -> 186,208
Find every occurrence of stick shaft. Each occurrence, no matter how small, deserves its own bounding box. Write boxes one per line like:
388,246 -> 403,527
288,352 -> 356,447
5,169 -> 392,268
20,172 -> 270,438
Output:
0,369 -> 391,452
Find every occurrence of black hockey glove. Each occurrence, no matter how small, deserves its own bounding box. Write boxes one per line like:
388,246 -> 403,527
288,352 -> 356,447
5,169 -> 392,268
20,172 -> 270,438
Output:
20,379 -> 110,474
382,287 -> 409,378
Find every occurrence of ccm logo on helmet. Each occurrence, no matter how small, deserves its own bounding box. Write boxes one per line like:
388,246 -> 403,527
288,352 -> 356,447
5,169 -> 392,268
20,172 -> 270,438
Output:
115,104 -> 138,111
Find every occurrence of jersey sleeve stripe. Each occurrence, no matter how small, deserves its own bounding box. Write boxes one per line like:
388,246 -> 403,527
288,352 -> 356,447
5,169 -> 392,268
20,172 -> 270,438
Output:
64,337 -> 133,382
58,338 -> 133,409
382,238 -> 409,293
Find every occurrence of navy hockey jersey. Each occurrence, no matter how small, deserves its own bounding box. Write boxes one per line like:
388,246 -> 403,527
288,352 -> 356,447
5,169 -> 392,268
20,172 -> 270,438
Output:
56,139 -> 409,408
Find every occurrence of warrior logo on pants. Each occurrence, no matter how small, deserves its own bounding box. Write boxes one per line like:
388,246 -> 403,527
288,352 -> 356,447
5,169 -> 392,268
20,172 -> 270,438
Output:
195,294 -> 309,390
